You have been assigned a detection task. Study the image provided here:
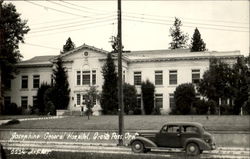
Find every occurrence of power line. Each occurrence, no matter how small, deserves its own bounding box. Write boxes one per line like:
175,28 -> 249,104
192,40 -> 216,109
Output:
47,0 -> 111,16
24,42 -> 60,50
123,18 -> 249,33
124,14 -> 249,29
24,0 -> 89,18
124,11 -> 249,25
26,22 -> 116,38
31,14 -> 116,31
29,18 -> 116,34
59,0 -> 110,14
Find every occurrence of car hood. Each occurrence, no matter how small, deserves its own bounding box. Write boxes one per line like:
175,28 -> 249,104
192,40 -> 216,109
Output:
136,130 -> 159,137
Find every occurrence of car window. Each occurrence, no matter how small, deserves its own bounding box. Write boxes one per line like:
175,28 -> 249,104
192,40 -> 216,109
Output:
167,125 -> 180,133
182,126 -> 199,133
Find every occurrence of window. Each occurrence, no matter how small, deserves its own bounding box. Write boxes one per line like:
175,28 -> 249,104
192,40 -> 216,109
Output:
92,70 -> 96,85
155,94 -> 163,108
136,94 -> 141,108
4,96 -> 11,106
33,96 -> 37,107
76,71 -> 81,85
169,94 -> 175,109
167,125 -> 180,133
21,76 -> 28,89
182,126 -> 199,134
155,71 -> 163,85
33,75 -> 40,88
134,71 -> 141,85
169,70 -> 177,85
76,94 -> 81,105
82,71 -> 90,85
21,96 -> 28,108
192,69 -> 200,84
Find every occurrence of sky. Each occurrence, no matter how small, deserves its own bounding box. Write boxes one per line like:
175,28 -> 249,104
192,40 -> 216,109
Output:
8,0 -> 250,60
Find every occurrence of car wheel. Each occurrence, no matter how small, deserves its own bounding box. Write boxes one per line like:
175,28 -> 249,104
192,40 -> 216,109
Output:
186,143 -> 200,156
131,141 -> 145,153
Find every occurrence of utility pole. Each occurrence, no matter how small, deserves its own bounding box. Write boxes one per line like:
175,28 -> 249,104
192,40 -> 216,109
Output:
117,0 -> 124,146
0,0 -> 3,115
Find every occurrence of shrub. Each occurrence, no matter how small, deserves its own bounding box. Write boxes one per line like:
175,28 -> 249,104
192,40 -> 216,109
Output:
193,99 -> 209,115
3,119 -> 20,125
173,83 -> 196,115
4,103 -> 20,115
141,80 -> 155,115
133,108 -> 141,115
123,83 -> 137,114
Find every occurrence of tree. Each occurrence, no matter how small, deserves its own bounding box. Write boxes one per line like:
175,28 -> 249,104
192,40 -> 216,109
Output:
141,80 -> 155,115
169,17 -> 189,49
62,37 -> 75,53
84,86 -> 100,120
0,1 -> 30,114
173,83 -> 196,115
100,53 -> 118,114
51,57 -> 70,110
36,83 -> 51,114
198,58 -> 234,106
190,28 -> 206,52
231,57 -> 249,114
123,83 -> 137,114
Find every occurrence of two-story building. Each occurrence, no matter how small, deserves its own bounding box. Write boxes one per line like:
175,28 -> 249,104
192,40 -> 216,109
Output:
4,44 -> 242,115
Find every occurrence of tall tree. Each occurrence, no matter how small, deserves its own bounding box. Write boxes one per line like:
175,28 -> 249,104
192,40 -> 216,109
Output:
231,57 -> 249,114
169,17 -> 189,49
173,83 -> 196,115
100,53 -> 118,114
62,37 -> 75,53
51,57 -> 70,109
123,83 -> 137,114
0,1 -> 30,114
190,28 -> 206,52
141,80 -> 155,115
36,83 -> 51,114
198,58 -> 235,109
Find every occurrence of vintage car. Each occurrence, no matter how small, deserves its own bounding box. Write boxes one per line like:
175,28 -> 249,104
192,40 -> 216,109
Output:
130,122 -> 216,155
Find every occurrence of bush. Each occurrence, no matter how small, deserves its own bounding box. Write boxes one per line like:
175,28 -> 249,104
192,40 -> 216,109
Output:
133,108 -> 142,115
173,83 -> 196,115
141,80 -> 155,115
152,106 -> 161,115
4,103 -> 21,115
3,119 -> 20,125
193,100 -> 209,115
45,101 -> 56,115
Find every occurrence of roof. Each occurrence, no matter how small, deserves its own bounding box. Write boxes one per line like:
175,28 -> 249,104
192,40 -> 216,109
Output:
165,122 -> 204,128
17,55 -> 57,67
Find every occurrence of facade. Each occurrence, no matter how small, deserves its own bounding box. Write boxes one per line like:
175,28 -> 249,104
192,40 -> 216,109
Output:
4,44 -> 242,115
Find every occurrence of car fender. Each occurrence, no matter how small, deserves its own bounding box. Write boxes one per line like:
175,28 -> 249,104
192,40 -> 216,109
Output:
130,136 -> 157,148
184,138 -> 211,150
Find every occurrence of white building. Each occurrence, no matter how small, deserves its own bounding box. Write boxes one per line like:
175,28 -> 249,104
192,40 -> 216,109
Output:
4,44 -> 242,115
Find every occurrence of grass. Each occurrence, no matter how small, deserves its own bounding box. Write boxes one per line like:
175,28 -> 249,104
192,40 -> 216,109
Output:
0,115 -> 249,131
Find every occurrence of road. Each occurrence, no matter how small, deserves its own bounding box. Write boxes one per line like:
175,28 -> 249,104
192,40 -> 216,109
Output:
1,141 -> 250,159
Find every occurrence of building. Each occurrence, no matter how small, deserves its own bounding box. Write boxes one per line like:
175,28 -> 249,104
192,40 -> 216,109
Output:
4,44 -> 242,115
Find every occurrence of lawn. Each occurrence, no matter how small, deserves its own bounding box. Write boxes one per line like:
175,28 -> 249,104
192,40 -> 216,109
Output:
0,115 -> 249,131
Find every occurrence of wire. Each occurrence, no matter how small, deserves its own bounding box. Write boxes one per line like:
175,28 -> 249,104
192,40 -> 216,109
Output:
123,18 -> 249,33
26,22 -> 116,38
24,0 -> 89,18
123,14 -> 249,29
31,14 -> 116,31
29,18 -> 116,34
24,42 -> 60,50
123,11 -> 249,25
59,0 -> 110,14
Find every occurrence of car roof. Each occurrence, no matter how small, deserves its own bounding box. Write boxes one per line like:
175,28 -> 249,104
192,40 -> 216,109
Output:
165,122 -> 203,128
